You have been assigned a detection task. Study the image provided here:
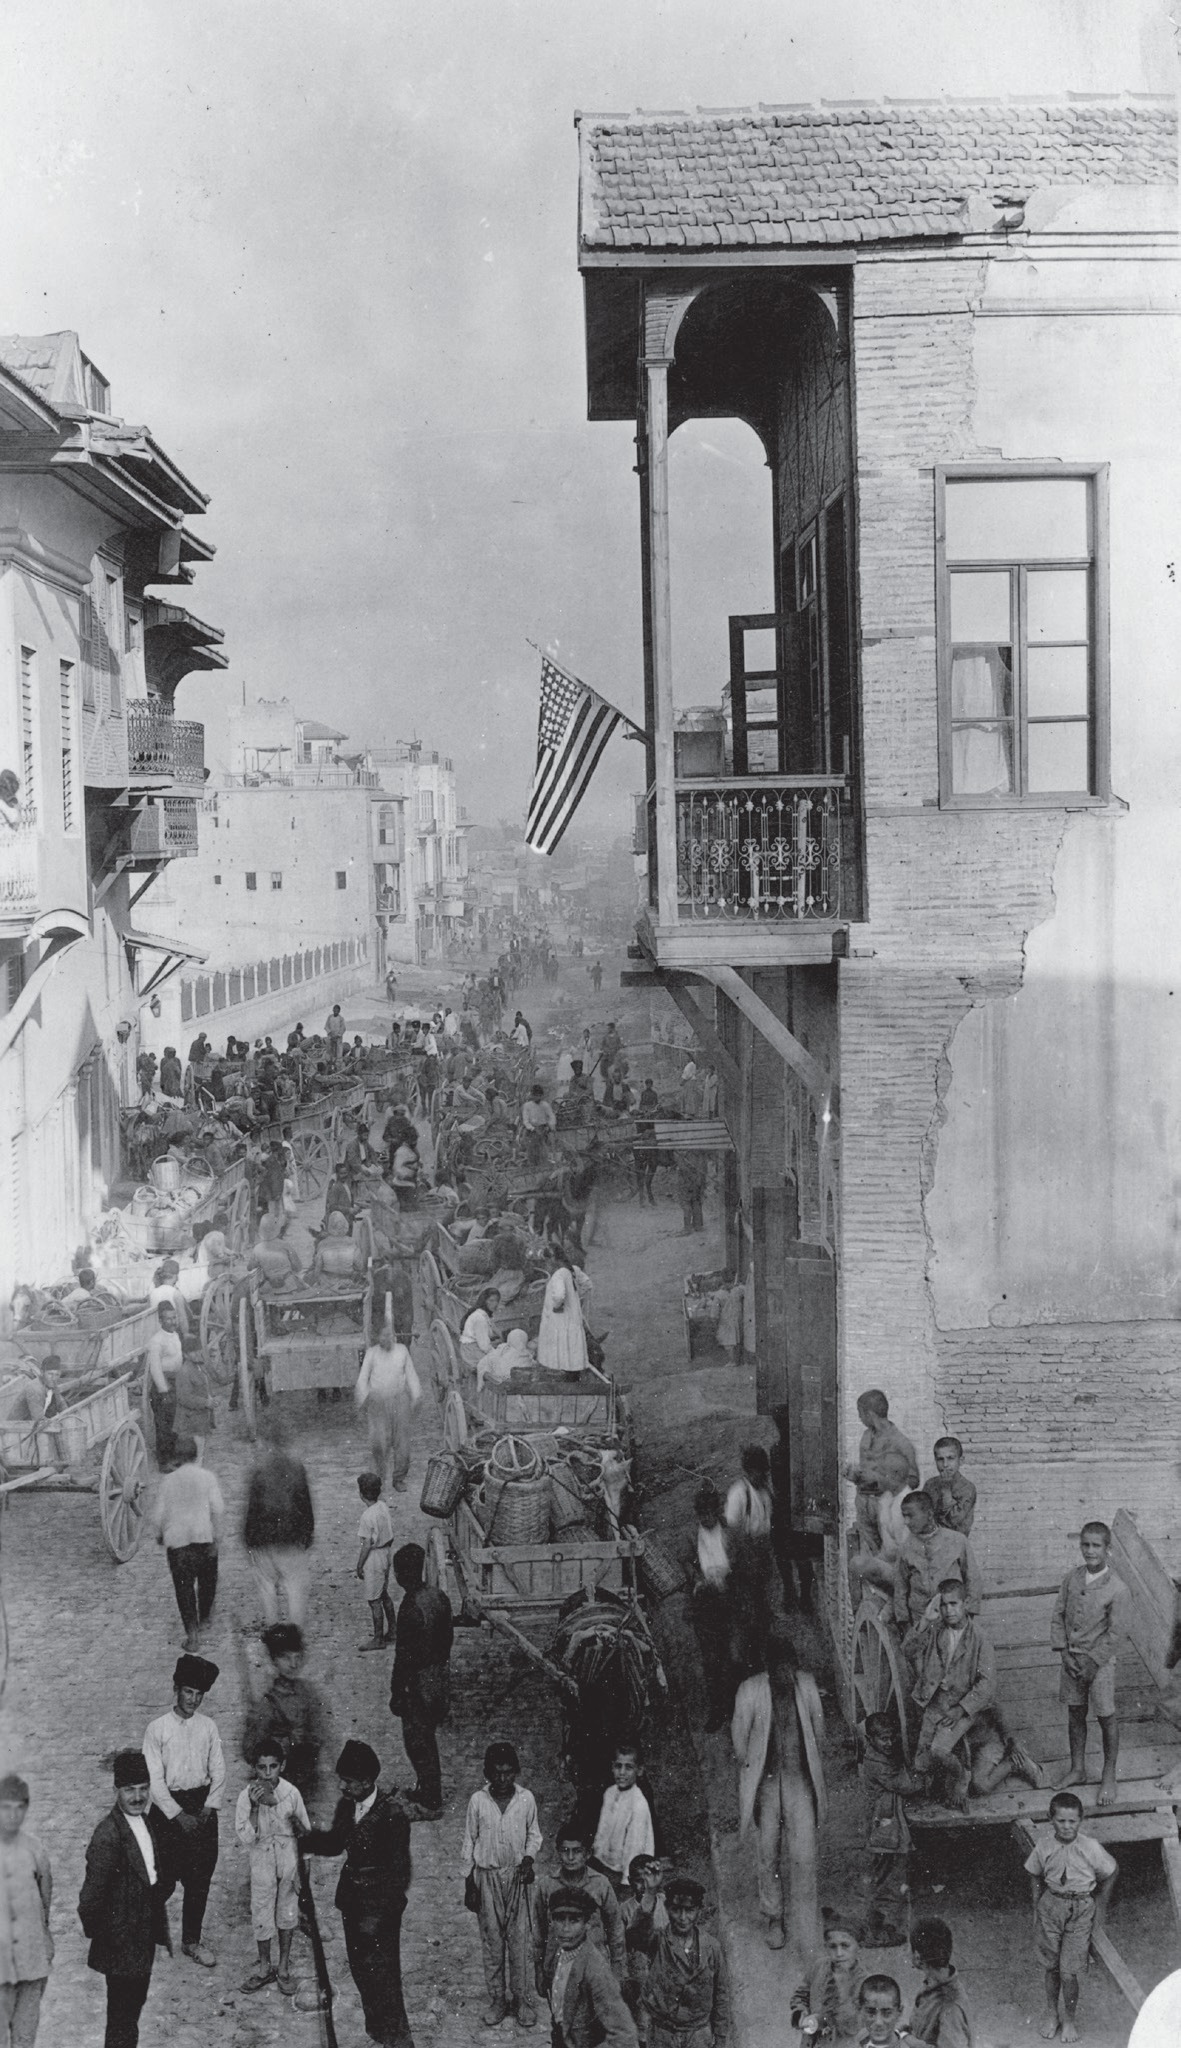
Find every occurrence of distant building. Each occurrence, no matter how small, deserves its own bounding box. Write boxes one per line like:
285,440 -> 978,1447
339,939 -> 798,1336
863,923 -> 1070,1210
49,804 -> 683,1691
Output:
143,697 -> 378,1053
0,330 -> 221,1309
369,743 -> 469,960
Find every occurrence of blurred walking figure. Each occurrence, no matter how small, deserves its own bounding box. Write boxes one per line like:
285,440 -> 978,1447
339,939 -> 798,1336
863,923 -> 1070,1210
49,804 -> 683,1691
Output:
0,1774 -> 53,2048
356,1319 -> 422,1494
242,1415 -> 315,1628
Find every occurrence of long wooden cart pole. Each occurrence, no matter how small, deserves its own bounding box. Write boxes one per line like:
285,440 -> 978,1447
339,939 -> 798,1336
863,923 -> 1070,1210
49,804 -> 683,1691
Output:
449,1554 -> 579,1699
296,1845 -> 338,2048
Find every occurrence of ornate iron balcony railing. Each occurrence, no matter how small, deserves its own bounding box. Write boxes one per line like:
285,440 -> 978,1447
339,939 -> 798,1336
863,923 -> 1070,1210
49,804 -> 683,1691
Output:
0,803 -> 38,912
675,776 -> 846,921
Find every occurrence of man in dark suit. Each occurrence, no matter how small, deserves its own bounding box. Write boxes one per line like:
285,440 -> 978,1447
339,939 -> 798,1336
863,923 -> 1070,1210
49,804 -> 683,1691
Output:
301,1739 -> 414,2047
78,1750 -> 171,2048
540,1888 -> 637,2048
388,1544 -> 454,1819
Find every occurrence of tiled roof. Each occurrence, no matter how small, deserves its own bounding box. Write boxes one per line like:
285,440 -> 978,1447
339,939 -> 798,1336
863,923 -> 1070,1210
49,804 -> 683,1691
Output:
577,98 -> 1177,251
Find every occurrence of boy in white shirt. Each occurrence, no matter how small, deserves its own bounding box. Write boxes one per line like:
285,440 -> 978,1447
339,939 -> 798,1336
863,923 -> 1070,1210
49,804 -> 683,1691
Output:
355,1473 -> 396,1651
235,1736 -> 310,1996
593,1746 -> 654,1894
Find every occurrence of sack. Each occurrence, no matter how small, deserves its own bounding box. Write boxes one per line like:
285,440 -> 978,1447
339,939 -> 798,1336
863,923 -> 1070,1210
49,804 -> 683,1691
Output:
866,1795 -> 905,1855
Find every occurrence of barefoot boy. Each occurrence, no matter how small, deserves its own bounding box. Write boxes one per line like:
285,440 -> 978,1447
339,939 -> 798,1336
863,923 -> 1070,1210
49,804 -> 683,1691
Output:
1024,1791 -> 1116,2042
1051,1522 -> 1126,1806
234,1736 -> 309,1996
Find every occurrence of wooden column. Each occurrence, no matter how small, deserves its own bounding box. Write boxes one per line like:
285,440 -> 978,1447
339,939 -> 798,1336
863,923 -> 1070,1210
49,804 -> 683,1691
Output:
644,356 -> 678,929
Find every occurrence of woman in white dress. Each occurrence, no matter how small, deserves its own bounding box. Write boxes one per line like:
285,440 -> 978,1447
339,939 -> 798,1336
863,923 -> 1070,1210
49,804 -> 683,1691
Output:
460,1288 -> 501,1373
536,1265 -> 588,1377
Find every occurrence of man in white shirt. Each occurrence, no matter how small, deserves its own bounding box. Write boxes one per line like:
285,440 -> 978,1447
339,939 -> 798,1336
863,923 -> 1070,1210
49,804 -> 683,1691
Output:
143,1654 -> 225,1968
355,1323 -> 421,1494
145,1302 -> 184,1470
150,1437 -> 225,1651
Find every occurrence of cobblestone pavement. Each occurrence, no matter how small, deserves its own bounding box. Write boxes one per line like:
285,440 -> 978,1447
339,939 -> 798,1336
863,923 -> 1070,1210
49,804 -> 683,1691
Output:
0,1368 -> 578,2048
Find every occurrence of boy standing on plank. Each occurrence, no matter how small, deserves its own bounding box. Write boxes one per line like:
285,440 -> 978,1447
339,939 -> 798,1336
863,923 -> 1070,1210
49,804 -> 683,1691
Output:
1051,1521 -> 1126,1807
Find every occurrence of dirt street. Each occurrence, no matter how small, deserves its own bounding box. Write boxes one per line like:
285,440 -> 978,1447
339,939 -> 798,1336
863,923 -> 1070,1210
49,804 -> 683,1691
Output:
1,952 -> 1167,2048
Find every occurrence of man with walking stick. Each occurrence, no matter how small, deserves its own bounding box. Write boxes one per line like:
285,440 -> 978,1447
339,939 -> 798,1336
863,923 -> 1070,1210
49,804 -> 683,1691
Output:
300,1740 -> 414,2048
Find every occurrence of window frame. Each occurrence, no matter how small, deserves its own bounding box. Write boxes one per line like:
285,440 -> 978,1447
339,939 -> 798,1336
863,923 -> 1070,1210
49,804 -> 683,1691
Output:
935,462 -> 1110,809
335,870 -> 348,891
245,871 -> 257,891
270,870 -> 283,891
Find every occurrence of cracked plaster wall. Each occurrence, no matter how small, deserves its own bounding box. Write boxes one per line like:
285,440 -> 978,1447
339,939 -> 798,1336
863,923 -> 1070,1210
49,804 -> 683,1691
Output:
838,243 -> 1181,1590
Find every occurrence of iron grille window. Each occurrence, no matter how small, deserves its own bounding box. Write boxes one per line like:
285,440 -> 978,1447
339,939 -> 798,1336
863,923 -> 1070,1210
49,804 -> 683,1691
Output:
937,468 -> 1108,803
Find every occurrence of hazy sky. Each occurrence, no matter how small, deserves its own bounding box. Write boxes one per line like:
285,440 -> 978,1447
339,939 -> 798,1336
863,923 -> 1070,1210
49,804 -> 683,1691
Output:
0,0 -> 1172,834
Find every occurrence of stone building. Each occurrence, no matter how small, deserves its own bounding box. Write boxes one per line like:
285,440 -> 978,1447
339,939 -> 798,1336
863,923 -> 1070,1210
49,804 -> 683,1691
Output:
574,98 -> 1179,1665
0,331 -> 222,1309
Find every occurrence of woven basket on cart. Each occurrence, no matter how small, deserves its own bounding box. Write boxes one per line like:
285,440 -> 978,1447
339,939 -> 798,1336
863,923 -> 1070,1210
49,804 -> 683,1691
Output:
482,1434 -> 550,1543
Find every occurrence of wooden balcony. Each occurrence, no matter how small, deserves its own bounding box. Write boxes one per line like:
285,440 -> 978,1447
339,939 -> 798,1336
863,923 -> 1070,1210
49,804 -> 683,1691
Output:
128,797 -> 199,859
126,702 -> 205,786
644,775 -> 857,967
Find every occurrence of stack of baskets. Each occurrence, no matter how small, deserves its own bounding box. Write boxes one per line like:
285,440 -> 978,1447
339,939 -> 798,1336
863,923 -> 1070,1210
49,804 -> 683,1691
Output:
483,1435 -> 550,1543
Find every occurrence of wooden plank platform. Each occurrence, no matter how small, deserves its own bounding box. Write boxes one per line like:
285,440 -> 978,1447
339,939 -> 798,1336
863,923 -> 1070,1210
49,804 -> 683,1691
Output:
908,1772 -> 1181,1833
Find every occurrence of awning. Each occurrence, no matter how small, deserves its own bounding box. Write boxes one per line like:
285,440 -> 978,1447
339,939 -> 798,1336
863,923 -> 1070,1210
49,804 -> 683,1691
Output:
122,926 -> 208,1000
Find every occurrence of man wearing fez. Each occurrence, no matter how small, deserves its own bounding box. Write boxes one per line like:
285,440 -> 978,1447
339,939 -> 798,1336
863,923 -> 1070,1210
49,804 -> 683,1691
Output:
301,1739 -> 414,2047
79,1751 -> 171,2048
142,1653 -> 224,1968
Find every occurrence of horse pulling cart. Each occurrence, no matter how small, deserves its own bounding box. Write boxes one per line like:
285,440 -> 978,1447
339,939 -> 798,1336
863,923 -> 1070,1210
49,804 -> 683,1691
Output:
3,1303 -> 154,1563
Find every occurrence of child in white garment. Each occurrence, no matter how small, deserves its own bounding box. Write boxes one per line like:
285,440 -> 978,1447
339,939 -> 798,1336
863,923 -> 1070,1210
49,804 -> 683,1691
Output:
235,1736 -> 310,1996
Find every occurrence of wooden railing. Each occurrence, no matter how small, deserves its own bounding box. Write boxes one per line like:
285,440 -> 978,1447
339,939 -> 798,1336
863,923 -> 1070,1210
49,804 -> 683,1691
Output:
126,703 -> 205,785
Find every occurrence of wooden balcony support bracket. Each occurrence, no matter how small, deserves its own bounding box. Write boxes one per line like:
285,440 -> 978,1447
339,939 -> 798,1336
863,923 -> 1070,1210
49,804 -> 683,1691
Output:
699,963 -> 839,1118
627,963 -> 741,1100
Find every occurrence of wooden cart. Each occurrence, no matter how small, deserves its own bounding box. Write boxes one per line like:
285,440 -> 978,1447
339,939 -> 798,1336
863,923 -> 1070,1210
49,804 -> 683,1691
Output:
0,1366 -> 149,1564
236,1270 -> 374,1430
423,1368 -> 641,1618
261,1082 -> 369,1204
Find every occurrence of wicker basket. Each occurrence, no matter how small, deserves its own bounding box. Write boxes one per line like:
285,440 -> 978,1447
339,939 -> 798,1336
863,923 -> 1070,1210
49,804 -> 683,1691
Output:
637,1535 -> 684,1602
420,1450 -> 468,1519
482,1471 -> 551,1544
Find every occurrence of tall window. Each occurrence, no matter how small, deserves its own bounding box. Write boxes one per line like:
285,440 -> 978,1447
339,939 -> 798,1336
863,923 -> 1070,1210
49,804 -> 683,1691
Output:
336,870 -> 347,890
937,467 -> 1108,803
59,661 -> 76,830
271,870 -> 283,890
19,647 -> 35,805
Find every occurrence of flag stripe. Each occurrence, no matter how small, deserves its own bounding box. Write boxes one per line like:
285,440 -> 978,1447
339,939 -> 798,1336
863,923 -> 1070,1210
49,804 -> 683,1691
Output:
523,654 -> 627,855
527,699 -> 618,852
527,697 -> 611,846
524,693 -> 595,841
531,705 -> 620,854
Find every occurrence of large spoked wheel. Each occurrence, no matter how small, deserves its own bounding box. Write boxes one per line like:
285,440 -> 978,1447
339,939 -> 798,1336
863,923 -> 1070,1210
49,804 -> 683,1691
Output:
139,1359 -> 157,1462
442,1389 -> 468,1453
100,1416 -> 149,1562
851,1600 -> 912,1761
291,1129 -> 332,1201
200,1275 -> 237,1384
430,1319 -> 460,1406
238,1298 -> 258,1435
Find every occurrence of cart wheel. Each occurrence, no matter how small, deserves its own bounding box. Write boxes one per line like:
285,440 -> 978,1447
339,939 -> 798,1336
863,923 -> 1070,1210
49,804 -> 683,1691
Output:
419,1250 -> 441,1322
851,1600 -> 912,1761
200,1275 -> 237,1384
229,1176 -> 252,1247
430,1319 -> 460,1405
423,1524 -> 449,1594
442,1389 -> 468,1452
100,1416 -> 149,1562
291,1129 -> 332,1201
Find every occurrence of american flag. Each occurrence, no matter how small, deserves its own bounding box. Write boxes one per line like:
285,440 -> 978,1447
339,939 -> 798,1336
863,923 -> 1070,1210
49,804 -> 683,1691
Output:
524,655 -> 638,855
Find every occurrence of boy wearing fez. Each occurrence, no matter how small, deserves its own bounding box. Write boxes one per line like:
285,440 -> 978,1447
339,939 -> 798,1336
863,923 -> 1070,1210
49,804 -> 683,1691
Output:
301,1739 -> 414,2048
141,1654 -> 224,1969
638,1876 -> 728,2048
79,1752 -> 171,2048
